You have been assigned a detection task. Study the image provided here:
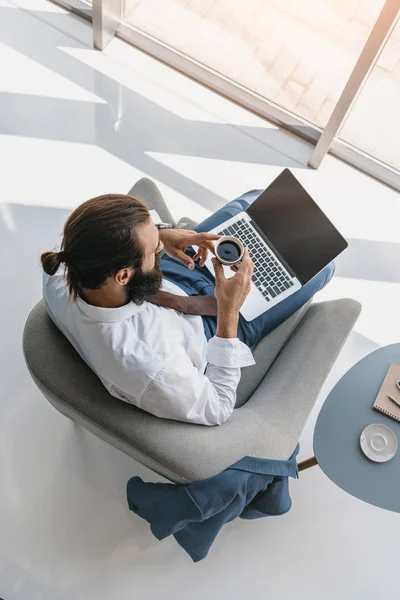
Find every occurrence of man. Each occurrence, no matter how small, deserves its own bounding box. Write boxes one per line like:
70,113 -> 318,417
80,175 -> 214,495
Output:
42,179 -> 334,426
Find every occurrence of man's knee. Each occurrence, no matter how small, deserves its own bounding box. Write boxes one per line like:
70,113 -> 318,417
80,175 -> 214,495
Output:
239,189 -> 264,202
323,262 -> 335,286
194,190 -> 264,234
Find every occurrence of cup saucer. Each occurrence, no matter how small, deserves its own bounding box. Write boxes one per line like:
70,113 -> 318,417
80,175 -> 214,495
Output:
360,424 -> 398,463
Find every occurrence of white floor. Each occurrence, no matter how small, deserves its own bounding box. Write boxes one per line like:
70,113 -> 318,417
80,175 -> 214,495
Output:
1,1 -> 400,598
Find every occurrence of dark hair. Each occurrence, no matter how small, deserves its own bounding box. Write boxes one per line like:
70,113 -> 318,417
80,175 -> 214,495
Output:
41,194 -> 150,299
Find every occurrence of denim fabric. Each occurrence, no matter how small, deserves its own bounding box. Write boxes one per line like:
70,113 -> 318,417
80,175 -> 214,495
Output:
127,446 -> 299,562
161,190 -> 335,347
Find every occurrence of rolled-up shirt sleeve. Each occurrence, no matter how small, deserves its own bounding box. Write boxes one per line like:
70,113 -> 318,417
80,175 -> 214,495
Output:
206,336 -> 255,368
139,337 -> 255,426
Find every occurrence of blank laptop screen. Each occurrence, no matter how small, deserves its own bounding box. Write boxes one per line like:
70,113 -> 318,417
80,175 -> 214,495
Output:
247,169 -> 348,284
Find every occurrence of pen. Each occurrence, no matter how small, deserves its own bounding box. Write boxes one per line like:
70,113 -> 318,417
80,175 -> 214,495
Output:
387,394 -> 400,409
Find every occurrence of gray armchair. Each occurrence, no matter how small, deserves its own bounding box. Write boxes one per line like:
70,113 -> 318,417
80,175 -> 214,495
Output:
23,179 -> 361,484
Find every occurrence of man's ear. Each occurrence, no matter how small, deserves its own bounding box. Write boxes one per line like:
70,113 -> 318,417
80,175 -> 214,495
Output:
115,268 -> 134,286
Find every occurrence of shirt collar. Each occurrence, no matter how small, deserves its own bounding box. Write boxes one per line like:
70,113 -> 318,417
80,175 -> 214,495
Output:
76,296 -> 147,323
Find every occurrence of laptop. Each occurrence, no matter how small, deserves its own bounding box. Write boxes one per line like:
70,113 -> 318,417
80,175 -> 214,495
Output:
204,169 -> 348,321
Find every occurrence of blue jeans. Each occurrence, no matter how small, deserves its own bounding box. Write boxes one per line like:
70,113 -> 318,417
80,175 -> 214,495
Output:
161,190 -> 335,348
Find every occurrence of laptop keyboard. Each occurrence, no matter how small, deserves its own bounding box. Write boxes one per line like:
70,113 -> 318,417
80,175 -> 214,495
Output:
219,218 -> 295,302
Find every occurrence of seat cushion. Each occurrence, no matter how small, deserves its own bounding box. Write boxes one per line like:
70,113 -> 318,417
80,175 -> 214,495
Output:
129,178 -> 176,226
176,217 -> 198,230
23,299 -> 360,484
236,300 -> 311,407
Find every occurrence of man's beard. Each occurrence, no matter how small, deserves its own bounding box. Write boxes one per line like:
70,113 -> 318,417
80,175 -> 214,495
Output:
125,253 -> 162,305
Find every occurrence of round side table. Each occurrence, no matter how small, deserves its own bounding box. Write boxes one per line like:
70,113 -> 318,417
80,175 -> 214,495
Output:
299,344 -> 400,513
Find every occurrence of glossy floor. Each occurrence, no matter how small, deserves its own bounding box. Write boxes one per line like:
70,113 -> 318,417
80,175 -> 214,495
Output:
0,1 -> 399,599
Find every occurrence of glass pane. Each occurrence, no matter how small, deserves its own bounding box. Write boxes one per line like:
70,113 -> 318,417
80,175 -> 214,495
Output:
123,0 -> 384,127
339,18 -> 400,172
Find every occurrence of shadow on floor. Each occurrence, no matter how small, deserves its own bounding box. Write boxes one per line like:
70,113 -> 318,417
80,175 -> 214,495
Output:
0,6 -> 307,213
0,202 -> 69,392
335,238 -> 400,284
0,201 -> 165,591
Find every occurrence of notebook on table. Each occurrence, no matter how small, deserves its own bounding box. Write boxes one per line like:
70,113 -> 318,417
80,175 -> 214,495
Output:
373,363 -> 400,423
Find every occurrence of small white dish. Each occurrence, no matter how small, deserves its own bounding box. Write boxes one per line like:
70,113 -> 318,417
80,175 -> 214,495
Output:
360,424 -> 398,463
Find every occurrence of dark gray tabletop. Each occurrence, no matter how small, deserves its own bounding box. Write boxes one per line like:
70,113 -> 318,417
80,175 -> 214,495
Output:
314,344 -> 400,513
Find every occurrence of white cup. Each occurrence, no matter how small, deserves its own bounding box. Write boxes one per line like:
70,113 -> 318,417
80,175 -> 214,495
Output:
214,236 -> 244,267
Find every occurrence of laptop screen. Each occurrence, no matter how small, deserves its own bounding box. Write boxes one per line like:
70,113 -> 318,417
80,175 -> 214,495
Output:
247,169 -> 348,284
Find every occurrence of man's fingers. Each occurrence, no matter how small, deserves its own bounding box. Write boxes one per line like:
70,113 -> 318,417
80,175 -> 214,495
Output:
193,247 -> 209,267
211,258 -> 225,280
242,247 -> 251,262
192,232 -> 220,245
175,249 -> 195,270
198,240 -> 216,254
238,248 -> 254,273
199,247 -> 208,267
194,250 -> 206,267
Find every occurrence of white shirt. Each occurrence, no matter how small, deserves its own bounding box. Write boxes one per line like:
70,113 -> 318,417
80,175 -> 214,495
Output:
43,267 -> 255,426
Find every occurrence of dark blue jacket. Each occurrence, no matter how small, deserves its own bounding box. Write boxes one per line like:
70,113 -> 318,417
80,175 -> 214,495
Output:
127,447 -> 299,562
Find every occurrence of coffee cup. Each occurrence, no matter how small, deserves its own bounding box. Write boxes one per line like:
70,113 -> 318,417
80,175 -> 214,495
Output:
214,236 -> 244,267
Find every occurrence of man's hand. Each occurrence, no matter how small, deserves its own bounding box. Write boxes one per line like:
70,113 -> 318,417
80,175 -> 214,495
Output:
212,248 -> 254,338
159,229 -> 220,270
